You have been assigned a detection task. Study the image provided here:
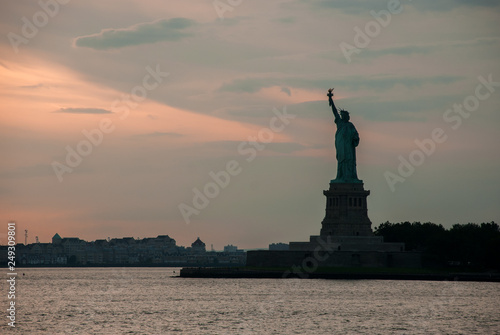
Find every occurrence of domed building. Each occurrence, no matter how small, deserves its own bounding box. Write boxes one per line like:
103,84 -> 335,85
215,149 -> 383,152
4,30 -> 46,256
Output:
191,237 -> 206,253
52,233 -> 62,245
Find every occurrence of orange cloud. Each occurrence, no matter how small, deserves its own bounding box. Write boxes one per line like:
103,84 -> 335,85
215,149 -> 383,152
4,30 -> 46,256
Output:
0,59 -> 295,147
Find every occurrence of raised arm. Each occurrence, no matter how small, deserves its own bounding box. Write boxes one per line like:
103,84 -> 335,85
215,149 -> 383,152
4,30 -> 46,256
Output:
327,88 -> 340,120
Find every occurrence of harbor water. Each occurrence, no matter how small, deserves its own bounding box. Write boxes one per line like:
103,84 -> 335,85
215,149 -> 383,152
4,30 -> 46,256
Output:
2,268 -> 499,334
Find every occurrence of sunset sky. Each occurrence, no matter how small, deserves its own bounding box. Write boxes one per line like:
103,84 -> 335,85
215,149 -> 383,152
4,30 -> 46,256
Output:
1,0 -> 499,249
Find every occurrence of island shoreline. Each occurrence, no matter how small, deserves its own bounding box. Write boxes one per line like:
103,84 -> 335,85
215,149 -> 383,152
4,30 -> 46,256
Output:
179,267 -> 500,282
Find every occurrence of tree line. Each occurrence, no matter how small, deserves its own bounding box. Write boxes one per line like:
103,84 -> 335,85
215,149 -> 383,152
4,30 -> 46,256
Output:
374,221 -> 500,270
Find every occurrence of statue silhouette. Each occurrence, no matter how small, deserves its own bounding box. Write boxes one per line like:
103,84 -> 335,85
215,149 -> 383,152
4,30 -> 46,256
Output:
327,88 -> 361,183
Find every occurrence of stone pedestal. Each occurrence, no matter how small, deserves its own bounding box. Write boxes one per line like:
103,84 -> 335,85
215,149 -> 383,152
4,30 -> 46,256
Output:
288,181 -> 405,254
246,180 -> 421,269
320,182 -> 372,237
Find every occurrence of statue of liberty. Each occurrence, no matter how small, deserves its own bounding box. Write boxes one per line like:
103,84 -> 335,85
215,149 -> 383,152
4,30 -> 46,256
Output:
327,88 -> 362,183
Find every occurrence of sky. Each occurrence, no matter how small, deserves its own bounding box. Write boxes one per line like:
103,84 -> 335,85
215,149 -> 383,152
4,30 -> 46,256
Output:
0,0 -> 499,249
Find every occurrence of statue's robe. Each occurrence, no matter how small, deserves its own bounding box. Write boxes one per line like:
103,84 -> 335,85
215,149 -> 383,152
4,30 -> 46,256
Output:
334,117 -> 360,182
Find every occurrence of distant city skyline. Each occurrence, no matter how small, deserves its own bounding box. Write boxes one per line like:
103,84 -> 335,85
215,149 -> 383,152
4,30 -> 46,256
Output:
10,232 -> 246,267
1,1 -> 499,249
11,231 -> 243,252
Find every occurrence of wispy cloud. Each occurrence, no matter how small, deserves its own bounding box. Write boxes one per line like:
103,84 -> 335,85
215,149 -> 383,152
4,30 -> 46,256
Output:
54,108 -> 112,114
314,0 -> 500,14
265,142 -> 306,154
74,18 -> 196,50
218,75 -> 463,94
0,164 -> 53,179
132,131 -> 184,138
281,87 -> 292,96
20,83 -> 49,89
338,38 -> 500,62
410,0 -> 500,12
274,17 -> 296,24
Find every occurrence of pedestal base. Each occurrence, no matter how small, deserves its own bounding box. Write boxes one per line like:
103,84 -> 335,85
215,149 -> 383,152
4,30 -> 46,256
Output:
289,235 -> 404,252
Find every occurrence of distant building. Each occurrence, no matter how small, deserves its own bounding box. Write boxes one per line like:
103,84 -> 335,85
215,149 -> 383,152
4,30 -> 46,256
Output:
52,233 -> 62,245
224,244 -> 238,253
269,243 -> 289,251
156,235 -> 177,250
191,237 -> 206,253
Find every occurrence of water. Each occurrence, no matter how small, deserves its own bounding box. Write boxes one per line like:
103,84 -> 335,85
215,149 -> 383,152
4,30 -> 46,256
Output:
2,268 -> 499,334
